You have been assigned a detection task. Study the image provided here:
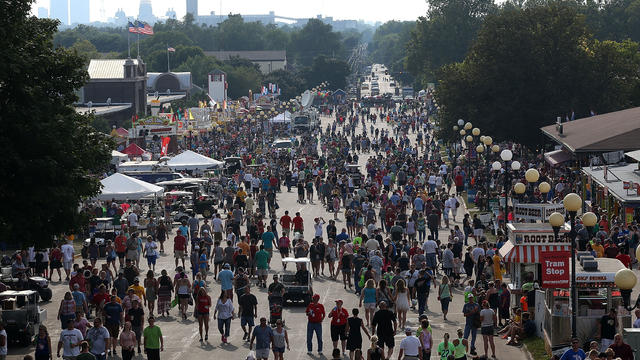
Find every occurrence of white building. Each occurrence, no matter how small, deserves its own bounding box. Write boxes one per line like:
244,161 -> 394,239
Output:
208,69 -> 227,104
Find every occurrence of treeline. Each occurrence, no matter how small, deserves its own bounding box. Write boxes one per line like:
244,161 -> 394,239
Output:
364,0 -> 640,147
54,15 -> 355,99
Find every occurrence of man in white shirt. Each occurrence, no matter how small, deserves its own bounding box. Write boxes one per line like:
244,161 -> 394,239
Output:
61,240 -> 75,280
398,327 -> 422,360
127,211 -> 139,232
422,238 -> 438,270
57,319 -> 84,359
212,213 -> 224,242
439,163 -> 448,176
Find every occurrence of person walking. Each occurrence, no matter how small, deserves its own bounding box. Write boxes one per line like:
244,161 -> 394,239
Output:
480,300 -> 497,358
462,294 -> 480,356
372,301 -> 397,360
452,328 -> 468,360
394,279 -> 411,330
156,270 -> 172,318
306,293 -> 326,355
85,318 -> 110,360
271,319 -> 289,360
102,296 -> 123,358
250,317 -> 273,360
127,299 -> 144,355
119,322 -> 137,360
367,336 -> 384,360
359,279 -> 377,328
346,308 -> 370,360
34,325 -> 52,360
438,275 -> 452,321
213,291 -> 235,344
142,317 -> 163,360
418,319 -> 433,360
143,270 -> 158,317
174,272 -> 191,320
329,299 -> 349,356
57,319 -> 83,360
196,288 -> 211,342
398,327 -> 422,360
239,286 -> 258,341
437,332 -> 455,360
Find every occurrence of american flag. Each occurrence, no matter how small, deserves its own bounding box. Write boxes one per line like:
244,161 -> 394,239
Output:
167,47 -> 176,52
127,21 -> 137,33
142,23 -> 154,35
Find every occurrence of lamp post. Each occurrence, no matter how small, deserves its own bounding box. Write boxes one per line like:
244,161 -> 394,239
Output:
499,149 -> 520,233
539,181 -> 551,202
562,193 -> 583,339
481,136 -> 495,211
615,268 -> 640,310
525,168 -> 540,202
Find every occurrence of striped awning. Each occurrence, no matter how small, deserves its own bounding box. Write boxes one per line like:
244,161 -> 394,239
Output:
499,241 -> 571,263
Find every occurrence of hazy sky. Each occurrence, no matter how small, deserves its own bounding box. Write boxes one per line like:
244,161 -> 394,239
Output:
33,0 -> 428,23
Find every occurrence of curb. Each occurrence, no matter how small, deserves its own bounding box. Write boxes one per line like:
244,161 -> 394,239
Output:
522,342 -> 536,360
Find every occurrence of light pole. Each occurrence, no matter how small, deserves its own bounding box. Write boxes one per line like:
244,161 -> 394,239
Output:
499,149 -> 521,233
525,168 -> 540,202
480,136 -> 495,211
561,193 -> 583,339
615,267 -> 639,310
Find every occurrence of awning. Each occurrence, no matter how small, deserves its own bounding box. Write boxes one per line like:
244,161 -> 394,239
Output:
544,149 -> 573,166
500,242 -> 571,263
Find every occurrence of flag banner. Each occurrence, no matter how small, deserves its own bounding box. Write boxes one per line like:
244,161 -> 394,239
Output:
167,47 -> 175,52
161,137 -> 171,155
143,23 -> 154,35
127,22 -> 137,33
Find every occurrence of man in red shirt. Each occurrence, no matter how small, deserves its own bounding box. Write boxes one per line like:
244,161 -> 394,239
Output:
616,249 -> 631,268
114,233 -> 127,268
280,211 -> 292,237
174,229 -> 187,268
305,294 -> 325,355
292,212 -> 304,235
328,299 -> 349,354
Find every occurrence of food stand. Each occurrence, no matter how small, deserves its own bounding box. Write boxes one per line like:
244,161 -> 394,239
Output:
499,223 -> 571,289
543,257 -> 632,348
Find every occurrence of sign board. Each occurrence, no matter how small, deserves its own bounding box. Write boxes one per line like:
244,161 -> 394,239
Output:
514,231 -> 568,245
514,203 -> 565,221
575,272 -> 615,284
541,251 -> 570,288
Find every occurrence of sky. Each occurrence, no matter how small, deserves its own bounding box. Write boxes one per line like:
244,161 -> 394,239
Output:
33,0 -> 429,23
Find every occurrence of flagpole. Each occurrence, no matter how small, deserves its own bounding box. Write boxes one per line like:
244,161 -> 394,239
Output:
167,43 -> 170,73
137,20 -> 140,58
127,26 -> 130,58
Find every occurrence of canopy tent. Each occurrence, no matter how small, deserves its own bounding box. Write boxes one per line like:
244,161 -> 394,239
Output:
543,149 -> 573,166
121,143 -> 146,156
111,150 -> 128,166
98,173 -> 163,201
166,150 -> 224,171
268,111 -> 292,124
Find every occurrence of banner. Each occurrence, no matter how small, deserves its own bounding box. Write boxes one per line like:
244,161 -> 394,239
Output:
541,251 -> 570,288
514,203 -> 565,221
160,137 -> 171,156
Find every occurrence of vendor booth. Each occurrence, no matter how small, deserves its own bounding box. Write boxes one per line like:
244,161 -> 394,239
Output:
581,163 -> 640,225
166,150 -> 224,172
499,223 -> 571,289
543,257 -> 631,348
98,173 -> 164,201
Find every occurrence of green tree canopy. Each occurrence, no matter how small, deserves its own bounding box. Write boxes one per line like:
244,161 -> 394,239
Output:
0,0 -> 112,248
435,1 -> 640,147
289,19 -> 344,67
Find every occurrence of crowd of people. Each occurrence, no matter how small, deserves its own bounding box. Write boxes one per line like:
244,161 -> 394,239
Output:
8,90 -> 640,360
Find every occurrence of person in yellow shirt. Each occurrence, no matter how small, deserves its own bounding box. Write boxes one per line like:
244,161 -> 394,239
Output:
128,278 -> 146,302
493,253 -> 502,281
592,240 -> 604,258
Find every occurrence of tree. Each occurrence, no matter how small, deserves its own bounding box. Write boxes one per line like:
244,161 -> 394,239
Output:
175,55 -> 222,87
434,1 -> 640,147
289,19 -> 344,67
406,0 -> 497,85
0,0 -> 112,248
303,55 -> 350,90
70,39 -> 100,64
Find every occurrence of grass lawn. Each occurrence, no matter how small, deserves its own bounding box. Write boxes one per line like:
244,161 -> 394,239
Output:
523,336 -> 549,360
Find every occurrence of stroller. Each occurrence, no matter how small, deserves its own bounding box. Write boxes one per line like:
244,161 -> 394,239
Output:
268,295 -> 284,327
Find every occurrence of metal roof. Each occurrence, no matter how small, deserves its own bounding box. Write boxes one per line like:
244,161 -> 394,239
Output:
540,107 -> 640,153
204,50 -> 286,62
88,59 -> 139,79
581,163 -> 640,203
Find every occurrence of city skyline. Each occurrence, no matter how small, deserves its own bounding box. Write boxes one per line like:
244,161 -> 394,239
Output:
32,0 -> 428,23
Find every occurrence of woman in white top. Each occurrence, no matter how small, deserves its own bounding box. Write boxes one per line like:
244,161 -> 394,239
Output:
213,291 -> 235,343
394,279 -> 411,330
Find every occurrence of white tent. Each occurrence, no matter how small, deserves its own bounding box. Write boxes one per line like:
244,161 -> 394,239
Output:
269,111 -> 292,123
111,150 -> 128,166
166,150 -> 224,171
98,173 -> 164,201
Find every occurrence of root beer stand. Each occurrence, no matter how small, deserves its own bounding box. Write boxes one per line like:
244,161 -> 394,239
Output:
542,257 -> 631,348
499,223 -> 571,289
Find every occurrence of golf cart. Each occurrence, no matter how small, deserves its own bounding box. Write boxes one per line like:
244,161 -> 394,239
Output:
223,156 -> 245,175
1,265 -> 53,302
279,257 -> 313,306
82,217 -> 116,259
346,164 -> 363,188
0,290 -> 47,346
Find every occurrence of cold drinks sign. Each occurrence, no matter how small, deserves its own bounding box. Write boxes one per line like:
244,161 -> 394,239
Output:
541,251 -> 570,288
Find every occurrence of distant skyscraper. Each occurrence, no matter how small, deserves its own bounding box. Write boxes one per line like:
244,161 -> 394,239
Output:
166,8 -> 176,19
186,0 -> 198,17
138,0 -> 154,23
50,0 -> 69,25
37,7 -> 48,18
69,0 -> 90,24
